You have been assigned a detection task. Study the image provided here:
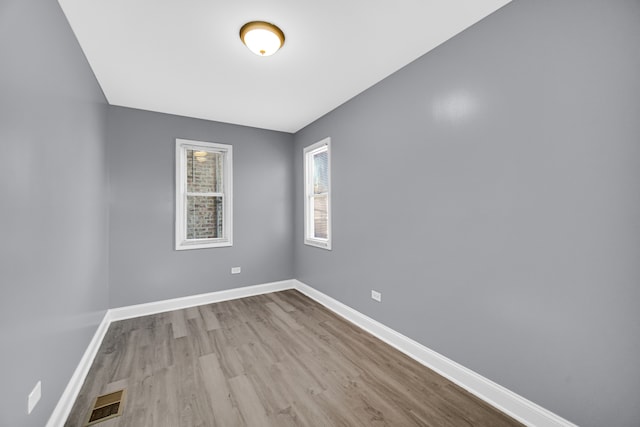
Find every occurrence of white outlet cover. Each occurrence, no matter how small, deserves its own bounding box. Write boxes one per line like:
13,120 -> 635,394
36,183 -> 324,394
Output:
371,290 -> 382,302
28,381 -> 41,414
231,267 -> 241,274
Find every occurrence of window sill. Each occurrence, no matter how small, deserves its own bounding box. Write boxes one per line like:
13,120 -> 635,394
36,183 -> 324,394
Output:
176,239 -> 232,250
304,239 -> 331,250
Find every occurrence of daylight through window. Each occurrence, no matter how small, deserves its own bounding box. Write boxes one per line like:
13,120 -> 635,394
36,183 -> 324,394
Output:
304,138 -> 331,250
175,139 -> 232,250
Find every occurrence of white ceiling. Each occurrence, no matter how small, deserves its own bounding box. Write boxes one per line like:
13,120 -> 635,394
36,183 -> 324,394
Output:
58,0 -> 510,133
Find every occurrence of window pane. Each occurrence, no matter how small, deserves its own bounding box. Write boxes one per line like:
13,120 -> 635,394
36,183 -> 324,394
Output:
186,195 -> 223,239
312,194 -> 328,239
187,150 -> 223,193
313,150 -> 328,194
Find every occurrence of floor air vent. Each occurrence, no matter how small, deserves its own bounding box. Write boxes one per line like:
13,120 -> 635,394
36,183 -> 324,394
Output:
85,389 -> 126,426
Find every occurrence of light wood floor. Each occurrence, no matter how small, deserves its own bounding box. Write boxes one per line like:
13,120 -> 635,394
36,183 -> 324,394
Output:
65,290 -> 522,426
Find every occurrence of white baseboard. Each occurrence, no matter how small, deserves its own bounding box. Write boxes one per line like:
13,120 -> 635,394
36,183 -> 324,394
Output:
109,279 -> 296,321
46,310 -> 112,427
47,278 -> 575,427
46,279 -> 295,427
293,279 -> 576,427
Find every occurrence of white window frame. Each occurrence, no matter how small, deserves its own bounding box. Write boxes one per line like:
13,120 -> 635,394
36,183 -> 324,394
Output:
304,137 -> 332,250
175,138 -> 233,250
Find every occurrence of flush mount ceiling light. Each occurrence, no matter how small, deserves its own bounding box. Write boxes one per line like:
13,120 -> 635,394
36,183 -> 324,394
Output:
240,21 -> 285,57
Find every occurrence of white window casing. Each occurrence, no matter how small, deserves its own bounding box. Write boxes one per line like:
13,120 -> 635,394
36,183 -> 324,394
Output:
304,137 -> 332,250
175,138 -> 233,250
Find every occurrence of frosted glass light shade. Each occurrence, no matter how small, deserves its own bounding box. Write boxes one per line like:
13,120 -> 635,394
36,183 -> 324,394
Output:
240,21 -> 285,57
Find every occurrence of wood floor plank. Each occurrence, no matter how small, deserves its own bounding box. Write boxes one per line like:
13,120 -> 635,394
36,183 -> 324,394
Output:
172,336 -> 214,427
268,292 -> 296,312
263,361 -> 335,426
199,304 -> 221,331
110,329 -> 141,382
185,306 -> 201,320
228,375 -> 273,427
152,322 -> 174,369
209,328 -> 245,379
151,366 -> 179,427
266,301 -> 303,330
65,290 -> 523,427
198,353 -> 242,426
186,316 -> 214,357
170,310 -> 189,339
102,378 -> 128,395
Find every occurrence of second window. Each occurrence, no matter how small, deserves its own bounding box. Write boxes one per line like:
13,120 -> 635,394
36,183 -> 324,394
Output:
304,137 -> 331,250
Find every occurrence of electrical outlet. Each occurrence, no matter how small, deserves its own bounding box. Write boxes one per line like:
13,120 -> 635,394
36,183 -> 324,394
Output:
371,290 -> 382,302
28,381 -> 41,414
231,267 -> 241,274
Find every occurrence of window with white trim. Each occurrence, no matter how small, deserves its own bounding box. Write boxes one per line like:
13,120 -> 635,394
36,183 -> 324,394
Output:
304,137 -> 331,250
175,138 -> 232,250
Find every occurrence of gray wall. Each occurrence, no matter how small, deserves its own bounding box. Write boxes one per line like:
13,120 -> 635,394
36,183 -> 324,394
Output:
107,106 -> 294,307
0,1 -> 109,426
293,1 -> 640,426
